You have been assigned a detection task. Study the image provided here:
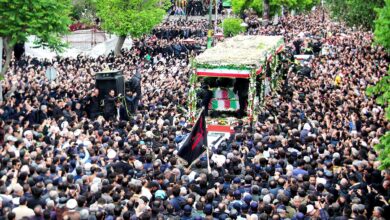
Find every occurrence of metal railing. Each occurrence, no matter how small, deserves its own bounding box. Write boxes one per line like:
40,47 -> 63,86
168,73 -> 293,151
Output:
62,29 -> 107,51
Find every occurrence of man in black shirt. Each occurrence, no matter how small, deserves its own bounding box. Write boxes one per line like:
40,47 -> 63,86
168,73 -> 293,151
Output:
104,89 -> 117,121
85,88 -> 100,120
234,78 -> 249,118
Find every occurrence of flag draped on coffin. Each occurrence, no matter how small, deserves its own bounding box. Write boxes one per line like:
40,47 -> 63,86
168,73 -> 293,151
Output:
209,88 -> 240,111
178,109 -> 208,165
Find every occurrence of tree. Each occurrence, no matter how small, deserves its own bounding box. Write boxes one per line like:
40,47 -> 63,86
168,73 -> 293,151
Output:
71,0 -> 97,21
231,0 -> 317,17
366,69 -> 390,170
232,0 -> 248,14
374,0 -> 390,52
0,0 -> 71,76
96,0 -> 170,56
221,18 -> 246,37
263,0 -> 270,24
327,0 -> 384,30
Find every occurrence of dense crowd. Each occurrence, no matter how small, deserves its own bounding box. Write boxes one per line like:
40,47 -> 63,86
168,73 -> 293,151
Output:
0,8 -> 389,220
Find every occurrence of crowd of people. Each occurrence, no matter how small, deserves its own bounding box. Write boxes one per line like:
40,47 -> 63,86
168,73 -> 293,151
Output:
0,8 -> 389,220
169,0 -> 223,16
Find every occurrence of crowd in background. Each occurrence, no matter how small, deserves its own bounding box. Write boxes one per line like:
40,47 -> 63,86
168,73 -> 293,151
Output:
0,8 -> 389,220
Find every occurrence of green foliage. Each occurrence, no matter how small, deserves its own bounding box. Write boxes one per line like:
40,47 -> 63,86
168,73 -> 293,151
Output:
249,0 -> 263,15
231,0 -> 317,16
232,0 -> 247,14
222,18 -> 245,37
327,0 -> 384,30
96,0 -> 170,38
71,0 -> 97,21
196,63 -> 251,70
295,0 -> 319,12
374,132 -> 390,170
366,69 -> 390,170
366,70 -> 390,119
374,0 -> 390,52
0,0 -> 71,51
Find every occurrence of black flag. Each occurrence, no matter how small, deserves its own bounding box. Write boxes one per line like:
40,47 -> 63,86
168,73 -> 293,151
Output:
178,109 -> 208,165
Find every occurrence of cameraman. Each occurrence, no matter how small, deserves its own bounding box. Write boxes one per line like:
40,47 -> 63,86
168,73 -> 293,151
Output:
104,89 -> 117,121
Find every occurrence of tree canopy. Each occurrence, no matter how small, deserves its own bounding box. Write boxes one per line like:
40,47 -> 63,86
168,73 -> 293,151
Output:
366,0 -> 390,170
96,0 -> 170,55
374,0 -> 390,52
232,0 -> 319,16
327,0 -> 384,30
0,0 -> 71,76
221,18 -> 246,37
366,69 -> 390,170
96,0 -> 170,38
70,0 -> 97,23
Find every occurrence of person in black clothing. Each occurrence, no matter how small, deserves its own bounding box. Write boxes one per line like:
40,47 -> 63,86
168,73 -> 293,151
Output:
115,100 -> 128,121
128,70 -> 142,113
85,88 -> 100,120
293,37 -> 303,55
27,186 -> 45,209
103,89 -> 117,121
113,154 -> 134,175
198,84 -> 213,116
35,105 -> 48,124
62,104 -> 73,122
233,78 -> 249,118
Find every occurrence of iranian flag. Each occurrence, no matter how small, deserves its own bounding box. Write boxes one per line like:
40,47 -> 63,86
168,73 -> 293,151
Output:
209,89 -> 240,111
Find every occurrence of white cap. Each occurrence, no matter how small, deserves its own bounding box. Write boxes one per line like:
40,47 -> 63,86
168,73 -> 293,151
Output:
24,130 -> 33,137
7,136 -> 17,142
66,199 -> 78,210
107,149 -> 117,159
84,163 -> 92,171
307,204 -> 315,213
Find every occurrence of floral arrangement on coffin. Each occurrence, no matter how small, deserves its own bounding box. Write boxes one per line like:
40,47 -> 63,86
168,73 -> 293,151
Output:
188,35 -> 285,123
206,117 -> 239,126
195,35 -> 284,68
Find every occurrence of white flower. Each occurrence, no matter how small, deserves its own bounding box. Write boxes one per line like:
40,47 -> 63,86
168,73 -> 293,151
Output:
195,35 -> 284,68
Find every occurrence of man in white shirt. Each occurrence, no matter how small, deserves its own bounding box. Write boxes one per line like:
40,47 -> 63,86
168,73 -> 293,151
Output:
12,196 -> 34,220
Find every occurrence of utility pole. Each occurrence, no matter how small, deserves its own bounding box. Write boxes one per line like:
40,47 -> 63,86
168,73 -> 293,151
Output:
215,0 -> 218,32
208,0 -> 213,29
207,0 -> 213,48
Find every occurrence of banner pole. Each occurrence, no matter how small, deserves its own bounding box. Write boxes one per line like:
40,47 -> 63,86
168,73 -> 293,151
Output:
206,145 -> 211,174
